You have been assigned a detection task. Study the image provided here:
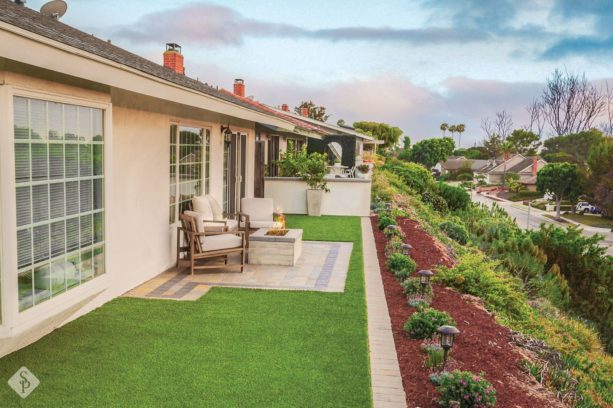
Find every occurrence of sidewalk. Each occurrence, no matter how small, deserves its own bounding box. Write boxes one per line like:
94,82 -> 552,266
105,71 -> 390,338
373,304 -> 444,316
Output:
361,217 -> 407,408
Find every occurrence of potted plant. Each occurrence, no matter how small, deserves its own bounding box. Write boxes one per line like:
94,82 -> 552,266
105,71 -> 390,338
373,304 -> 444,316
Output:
333,157 -> 342,167
301,152 -> 329,216
356,164 -> 370,178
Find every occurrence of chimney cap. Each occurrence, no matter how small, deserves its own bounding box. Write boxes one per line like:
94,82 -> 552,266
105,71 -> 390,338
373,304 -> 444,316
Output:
166,43 -> 182,53
234,78 -> 244,84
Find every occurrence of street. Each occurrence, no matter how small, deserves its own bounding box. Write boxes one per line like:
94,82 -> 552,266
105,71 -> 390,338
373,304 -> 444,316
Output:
470,192 -> 613,256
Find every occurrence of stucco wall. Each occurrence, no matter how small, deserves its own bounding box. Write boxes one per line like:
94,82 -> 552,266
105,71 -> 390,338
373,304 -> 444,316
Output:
264,177 -> 371,216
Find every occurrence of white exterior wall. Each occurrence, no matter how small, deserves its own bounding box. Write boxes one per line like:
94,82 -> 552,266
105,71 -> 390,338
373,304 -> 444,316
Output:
0,72 -> 257,355
265,177 -> 371,216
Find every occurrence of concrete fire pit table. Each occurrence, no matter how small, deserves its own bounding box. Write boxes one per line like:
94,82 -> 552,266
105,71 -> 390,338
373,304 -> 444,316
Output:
248,228 -> 303,266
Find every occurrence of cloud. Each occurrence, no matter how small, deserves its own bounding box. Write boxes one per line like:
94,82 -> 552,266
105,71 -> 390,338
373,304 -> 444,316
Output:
112,3 -> 489,47
542,36 -> 613,60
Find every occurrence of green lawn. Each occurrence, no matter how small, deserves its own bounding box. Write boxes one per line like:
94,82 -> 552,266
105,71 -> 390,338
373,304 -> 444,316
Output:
560,213 -> 613,229
0,215 -> 371,408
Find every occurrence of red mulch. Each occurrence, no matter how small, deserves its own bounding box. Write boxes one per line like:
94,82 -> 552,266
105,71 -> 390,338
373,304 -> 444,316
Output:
371,216 -> 562,408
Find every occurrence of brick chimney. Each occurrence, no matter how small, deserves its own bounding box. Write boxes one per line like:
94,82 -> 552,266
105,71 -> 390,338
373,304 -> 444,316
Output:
281,104 -> 289,112
163,43 -> 185,75
532,156 -> 539,176
300,106 -> 309,117
233,79 -> 245,97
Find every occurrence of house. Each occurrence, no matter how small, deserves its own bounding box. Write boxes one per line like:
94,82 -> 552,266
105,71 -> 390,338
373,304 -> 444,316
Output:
435,156 -> 489,175
0,0 -> 339,355
474,154 -> 547,189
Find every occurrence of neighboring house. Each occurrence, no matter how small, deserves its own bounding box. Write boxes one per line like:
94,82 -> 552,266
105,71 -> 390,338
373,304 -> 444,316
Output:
474,154 -> 547,188
0,1 -> 319,355
435,156 -> 489,175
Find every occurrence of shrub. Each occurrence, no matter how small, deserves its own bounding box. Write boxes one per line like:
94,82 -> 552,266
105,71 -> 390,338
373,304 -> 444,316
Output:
386,253 -> 416,280
433,370 -> 496,408
384,158 -> 436,194
456,172 -> 473,181
438,182 -> 471,211
440,221 -> 469,245
404,307 -> 455,339
435,253 -> 531,320
385,236 -> 403,257
378,215 -> 396,230
422,343 -> 445,369
402,277 -> 433,298
422,191 -> 449,213
384,225 -> 405,240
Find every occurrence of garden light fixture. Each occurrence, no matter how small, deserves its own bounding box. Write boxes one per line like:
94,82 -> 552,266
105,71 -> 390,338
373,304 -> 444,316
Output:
437,325 -> 460,371
385,202 -> 392,211
401,243 -> 412,256
417,269 -> 434,295
385,225 -> 397,234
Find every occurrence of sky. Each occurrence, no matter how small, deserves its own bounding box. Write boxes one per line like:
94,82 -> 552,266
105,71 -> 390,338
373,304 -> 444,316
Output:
24,0 -> 613,146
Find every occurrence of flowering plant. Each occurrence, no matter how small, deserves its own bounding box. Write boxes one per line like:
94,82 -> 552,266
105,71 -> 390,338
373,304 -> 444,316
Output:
434,370 -> 496,408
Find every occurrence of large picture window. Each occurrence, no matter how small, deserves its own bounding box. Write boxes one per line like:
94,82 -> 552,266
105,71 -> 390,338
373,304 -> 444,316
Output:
14,96 -> 105,312
169,125 -> 208,224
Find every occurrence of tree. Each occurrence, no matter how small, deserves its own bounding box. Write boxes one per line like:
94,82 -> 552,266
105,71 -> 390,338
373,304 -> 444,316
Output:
337,119 -> 345,127
482,133 -> 503,159
448,125 -> 457,142
587,137 -> 613,218
506,129 -> 541,156
537,163 -> 581,220
530,69 -> 606,136
455,146 -> 489,160
353,121 -> 403,149
440,123 -> 448,137
295,101 -> 330,122
456,124 -> 466,148
402,135 -> 411,150
408,137 -> 455,168
541,129 -> 604,168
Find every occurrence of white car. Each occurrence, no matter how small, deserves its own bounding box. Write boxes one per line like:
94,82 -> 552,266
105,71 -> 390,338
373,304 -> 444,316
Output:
576,202 -> 600,214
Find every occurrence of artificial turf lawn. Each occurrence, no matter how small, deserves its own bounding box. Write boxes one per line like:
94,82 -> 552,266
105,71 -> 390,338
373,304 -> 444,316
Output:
0,215 -> 371,407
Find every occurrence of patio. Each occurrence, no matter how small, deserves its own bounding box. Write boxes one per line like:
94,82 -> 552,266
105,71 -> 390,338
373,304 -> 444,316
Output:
124,241 -> 353,300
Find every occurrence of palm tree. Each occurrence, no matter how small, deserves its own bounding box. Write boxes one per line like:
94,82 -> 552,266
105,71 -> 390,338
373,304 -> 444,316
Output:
456,124 -> 466,148
440,123 -> 448,137
448,125 -> 457,141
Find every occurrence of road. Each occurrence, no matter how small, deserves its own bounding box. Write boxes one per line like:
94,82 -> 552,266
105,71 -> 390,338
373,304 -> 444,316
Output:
470,192 -> 613,256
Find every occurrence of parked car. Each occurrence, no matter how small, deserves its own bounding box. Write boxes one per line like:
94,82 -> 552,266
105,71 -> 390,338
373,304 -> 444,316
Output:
575,202 -> 602,214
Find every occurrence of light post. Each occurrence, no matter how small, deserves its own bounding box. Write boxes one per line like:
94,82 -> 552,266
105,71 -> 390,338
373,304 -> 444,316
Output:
417,269 -> 434,295
401,243 -> 413,256
437,325 -> 460,372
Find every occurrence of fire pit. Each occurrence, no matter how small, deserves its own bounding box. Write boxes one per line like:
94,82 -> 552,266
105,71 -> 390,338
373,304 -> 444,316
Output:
265,229 -> 289,236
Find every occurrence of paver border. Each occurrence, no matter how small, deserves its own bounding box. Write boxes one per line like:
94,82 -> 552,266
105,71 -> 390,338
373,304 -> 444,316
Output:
361,217 -> 407,408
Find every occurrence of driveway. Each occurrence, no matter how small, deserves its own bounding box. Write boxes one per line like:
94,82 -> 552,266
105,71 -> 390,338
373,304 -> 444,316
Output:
470,192 -> 613,256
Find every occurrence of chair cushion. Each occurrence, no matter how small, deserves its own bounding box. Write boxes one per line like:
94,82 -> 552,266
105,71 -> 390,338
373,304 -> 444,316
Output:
248,220 -> 284,229
204,219 -> 239,232
201,234 -> 243,252
184,210 -> 206,232
205,195 -> 224,220
192,196 -> 214,220
241,198 -> 274,222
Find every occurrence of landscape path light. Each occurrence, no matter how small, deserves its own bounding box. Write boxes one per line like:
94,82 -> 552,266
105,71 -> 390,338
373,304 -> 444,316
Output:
417,269 -> 434,295
385,202 -> 392,212
437,325 -> 460,372
384,225 -> 398,235
401,243 -> 412,256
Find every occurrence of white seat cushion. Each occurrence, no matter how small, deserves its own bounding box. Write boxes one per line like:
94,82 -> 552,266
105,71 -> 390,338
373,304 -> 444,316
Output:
247,220 -> 283,229
205,195 -> 224,220
201,234 -> 242,252
204,219 -> 239,232
192,196 -> 214,220
241,198 -> 274,222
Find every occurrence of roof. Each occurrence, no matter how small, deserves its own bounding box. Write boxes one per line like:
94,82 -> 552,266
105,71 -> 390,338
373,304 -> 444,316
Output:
506,157 -> 536,173
266,106 -> 375,141
219,89 -> 328,138
0,1 -> 281,118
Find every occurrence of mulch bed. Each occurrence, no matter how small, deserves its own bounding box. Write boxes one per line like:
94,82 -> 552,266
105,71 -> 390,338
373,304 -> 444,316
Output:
371,216 -> 564,408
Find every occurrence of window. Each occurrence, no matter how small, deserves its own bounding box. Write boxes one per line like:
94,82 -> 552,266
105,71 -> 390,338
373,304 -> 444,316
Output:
14,97 -> 105,312
169,125 -> 206,224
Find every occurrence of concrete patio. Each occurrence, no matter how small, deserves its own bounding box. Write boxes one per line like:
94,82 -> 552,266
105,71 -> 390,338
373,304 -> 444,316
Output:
124,241 -> 353,300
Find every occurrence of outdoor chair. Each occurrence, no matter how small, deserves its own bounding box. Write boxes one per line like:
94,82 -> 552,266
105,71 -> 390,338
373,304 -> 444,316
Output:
240,198 -> 283,230
177,213 -> 246,275
343,167 -> 356,178
189,195 -> 248,233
